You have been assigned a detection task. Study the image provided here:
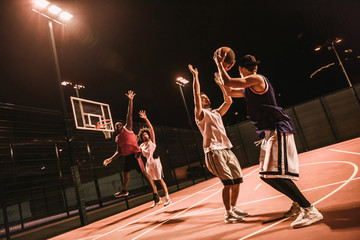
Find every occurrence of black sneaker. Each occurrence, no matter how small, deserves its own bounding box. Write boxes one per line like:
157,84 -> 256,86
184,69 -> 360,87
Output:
114,189 -> 129,198
151,193 -> 162,208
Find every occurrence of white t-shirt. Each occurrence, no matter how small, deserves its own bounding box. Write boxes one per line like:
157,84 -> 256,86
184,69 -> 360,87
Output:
195,108 -> 233,153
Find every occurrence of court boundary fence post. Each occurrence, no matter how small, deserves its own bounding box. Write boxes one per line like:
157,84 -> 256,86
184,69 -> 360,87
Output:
160,126 -> 180,191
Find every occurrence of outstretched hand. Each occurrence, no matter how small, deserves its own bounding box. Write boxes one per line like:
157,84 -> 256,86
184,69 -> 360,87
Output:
188,64 -> 198,77
139,110 -> 147,119
125,90 -> 136,100
103,158 -> 112,166
214,72 -> 224,86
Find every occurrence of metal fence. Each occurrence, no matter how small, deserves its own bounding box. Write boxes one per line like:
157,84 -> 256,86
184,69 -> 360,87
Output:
0,103 -> 209,239
1,84 -> 360,239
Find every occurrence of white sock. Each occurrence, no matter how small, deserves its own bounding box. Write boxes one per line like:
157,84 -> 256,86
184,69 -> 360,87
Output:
231,206 -> 236,211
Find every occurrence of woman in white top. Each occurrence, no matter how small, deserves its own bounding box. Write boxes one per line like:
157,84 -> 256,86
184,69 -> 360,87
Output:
138,110 -> 171,207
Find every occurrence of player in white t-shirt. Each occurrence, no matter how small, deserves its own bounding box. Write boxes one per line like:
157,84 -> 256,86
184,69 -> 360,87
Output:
138,110 -> 172,207
189,62 -> 248,223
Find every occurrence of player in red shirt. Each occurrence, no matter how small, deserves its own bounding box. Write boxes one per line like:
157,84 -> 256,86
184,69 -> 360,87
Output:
103,90 -> 161,206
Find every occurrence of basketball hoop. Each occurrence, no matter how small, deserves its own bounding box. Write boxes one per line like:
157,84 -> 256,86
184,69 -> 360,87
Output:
95,119 -> 113,139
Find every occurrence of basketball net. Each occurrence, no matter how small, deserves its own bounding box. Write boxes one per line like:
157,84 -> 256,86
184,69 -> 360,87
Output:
95,120 -> 112,139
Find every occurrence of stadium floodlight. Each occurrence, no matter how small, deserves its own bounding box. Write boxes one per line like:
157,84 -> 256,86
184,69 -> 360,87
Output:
33,1 -> 73,25
176,77 -> 189,87
34,0 -> 50,9
48,5 -> 62,15
59,11 -> 73,21
61,81 -> 72,86
314,38 -> 351,87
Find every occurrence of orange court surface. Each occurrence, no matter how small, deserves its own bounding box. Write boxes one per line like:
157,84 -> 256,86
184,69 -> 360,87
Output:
51,138 -> 360,240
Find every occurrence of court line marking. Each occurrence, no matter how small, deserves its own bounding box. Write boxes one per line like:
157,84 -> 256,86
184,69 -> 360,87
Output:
132,188 -> 222,240
130,167 -> 259,239
91,180 -> 220,239
238,160 -> 358,240
91,166 -> 258,239
79,235 -> 101,240
254,183 -> 262,191
159,176 -> 360,219
329,149 -> 360,155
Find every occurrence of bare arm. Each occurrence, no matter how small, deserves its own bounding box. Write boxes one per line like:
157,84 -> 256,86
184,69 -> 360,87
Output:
214,72 -> 233,116
215,72 -> 244,98
188,64 -> 204,121
139,110 -> 156,144
213,49 -> 262,88
103,145 -> 121,166
225,87 -> 244,98
124,90 -> 135,131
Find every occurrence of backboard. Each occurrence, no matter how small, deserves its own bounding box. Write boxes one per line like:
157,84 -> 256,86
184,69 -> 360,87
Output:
70,96 -> 115,134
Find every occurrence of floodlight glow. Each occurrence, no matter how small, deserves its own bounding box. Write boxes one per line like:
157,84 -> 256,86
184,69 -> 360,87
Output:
74,84 -> 85,89
315,46 -> 321,51
48,5 -> 62,15
335,38 -> 342,44
61,81 -> 72,86
176,77 -> 189,86
59,11 -> 73,21
34,0 -> 50,8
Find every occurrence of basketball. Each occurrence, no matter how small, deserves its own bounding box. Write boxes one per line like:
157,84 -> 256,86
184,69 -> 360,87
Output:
219,46 -> 232,58
217,46 -> 236,68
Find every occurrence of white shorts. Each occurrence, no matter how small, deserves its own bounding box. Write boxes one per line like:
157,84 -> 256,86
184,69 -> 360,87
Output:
259,130 -> 299,180
146,157 -> 164,180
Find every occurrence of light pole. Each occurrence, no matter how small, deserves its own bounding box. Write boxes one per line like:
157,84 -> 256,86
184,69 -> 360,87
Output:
176,77 -> 193,130
32,0 -> 88,226
315,38 -> 352,87
176,77 -> 207,181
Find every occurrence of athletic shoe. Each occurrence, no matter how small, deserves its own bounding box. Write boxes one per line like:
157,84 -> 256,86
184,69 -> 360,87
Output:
232,207 -> 249,217
291,205 -> 323,228
151,193 -> 162,208
164,198 -> 172,206
224,211 -> 244,223
284,202 -> 301,217
114,189 -> 129,198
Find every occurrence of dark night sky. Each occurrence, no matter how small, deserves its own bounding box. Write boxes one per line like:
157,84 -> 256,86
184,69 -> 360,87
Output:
1,0 -> 360,128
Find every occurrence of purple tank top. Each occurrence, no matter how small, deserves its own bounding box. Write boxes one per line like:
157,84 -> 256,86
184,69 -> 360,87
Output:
243,75 -> 295,138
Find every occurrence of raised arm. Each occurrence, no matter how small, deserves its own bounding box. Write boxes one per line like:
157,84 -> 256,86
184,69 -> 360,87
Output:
214,72 -> 233,116
188,64 -> 203,121
213,49 -> 262,88
139,110 -> 156,143
215,72 -> 244,98
124,90 -> 136,131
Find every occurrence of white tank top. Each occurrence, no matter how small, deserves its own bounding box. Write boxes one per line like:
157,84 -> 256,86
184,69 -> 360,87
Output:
195,108 -> 233,153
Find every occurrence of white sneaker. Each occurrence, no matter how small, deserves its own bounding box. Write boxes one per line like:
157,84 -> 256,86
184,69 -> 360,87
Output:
225,211 -> 244,223
164,198 -> 172,206
291,205 -> 323,228
284,202 -> 301,217
232,207 -> 249,217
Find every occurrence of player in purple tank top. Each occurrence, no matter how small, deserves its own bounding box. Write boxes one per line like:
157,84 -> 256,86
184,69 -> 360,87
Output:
213,49 -> 323,229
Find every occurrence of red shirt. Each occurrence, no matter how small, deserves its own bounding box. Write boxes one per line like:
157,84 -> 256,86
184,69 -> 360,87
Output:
115,127 -> 140,156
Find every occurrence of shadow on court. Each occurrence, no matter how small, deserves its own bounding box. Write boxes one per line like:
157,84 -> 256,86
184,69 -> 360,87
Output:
321,203 -> 360,229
